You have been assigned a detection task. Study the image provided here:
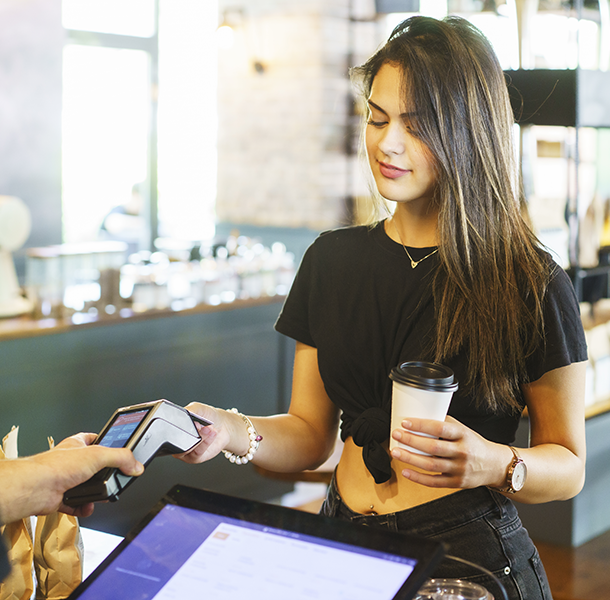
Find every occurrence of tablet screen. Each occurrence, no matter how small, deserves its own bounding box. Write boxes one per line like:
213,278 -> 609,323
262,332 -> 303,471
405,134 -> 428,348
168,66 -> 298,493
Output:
73,504 -> 417,600
68,486 -> 445,600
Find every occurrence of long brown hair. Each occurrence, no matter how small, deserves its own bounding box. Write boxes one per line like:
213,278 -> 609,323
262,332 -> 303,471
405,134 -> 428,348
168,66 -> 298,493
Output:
352,16 -> 551,413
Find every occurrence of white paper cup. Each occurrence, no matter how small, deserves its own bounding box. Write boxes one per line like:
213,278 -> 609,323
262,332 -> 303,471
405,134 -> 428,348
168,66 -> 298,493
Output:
389,362 -> 458,455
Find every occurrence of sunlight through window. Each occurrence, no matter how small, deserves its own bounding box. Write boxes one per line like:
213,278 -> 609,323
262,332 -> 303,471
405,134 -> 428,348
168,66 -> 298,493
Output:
62,45 -> 150,243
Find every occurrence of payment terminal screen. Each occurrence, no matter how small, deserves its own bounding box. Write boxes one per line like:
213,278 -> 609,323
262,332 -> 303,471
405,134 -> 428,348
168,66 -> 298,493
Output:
98,410 -> 149,448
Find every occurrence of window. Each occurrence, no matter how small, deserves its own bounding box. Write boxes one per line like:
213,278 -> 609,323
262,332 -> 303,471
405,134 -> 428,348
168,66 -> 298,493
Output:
62,44 -> 150,244
62,0 -> 156,37
61,0 -> 217,249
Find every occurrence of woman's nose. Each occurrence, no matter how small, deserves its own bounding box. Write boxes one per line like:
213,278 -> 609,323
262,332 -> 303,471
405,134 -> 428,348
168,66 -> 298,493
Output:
378,123 -> 405,155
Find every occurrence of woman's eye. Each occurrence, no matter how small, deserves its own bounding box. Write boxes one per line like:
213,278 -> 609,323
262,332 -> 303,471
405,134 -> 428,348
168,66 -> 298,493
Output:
367,119 -> 387,128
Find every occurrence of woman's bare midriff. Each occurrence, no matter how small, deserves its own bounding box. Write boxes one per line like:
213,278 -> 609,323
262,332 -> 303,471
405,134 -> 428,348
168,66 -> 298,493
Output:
335,436 -> 459,515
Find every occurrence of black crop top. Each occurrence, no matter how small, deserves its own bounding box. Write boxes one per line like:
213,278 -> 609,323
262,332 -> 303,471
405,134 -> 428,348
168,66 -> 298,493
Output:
275,221 -> 588,484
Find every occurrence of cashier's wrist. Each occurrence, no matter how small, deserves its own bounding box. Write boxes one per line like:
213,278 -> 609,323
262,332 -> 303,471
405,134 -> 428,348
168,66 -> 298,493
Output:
488,444 -> 519,490
222,409 -> 262,465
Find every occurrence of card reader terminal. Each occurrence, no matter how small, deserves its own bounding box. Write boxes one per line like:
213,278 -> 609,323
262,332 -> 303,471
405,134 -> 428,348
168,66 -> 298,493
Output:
63,399 -> 212,507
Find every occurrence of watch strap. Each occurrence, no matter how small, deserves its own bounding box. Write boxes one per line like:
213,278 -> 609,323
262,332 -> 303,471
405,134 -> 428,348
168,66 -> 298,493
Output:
490,446 -> 525,494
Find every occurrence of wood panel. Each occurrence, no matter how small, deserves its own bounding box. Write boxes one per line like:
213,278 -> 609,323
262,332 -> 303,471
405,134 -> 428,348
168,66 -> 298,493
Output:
536,529 -> 610,600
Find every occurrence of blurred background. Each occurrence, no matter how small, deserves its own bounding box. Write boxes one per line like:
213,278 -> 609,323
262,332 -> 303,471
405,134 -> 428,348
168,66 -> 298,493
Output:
2,1 -> 610,580
2,0 -> 609,274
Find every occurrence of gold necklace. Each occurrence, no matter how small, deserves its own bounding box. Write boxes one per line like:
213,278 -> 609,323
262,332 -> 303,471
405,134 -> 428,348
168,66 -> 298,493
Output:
392,219 -> 439,269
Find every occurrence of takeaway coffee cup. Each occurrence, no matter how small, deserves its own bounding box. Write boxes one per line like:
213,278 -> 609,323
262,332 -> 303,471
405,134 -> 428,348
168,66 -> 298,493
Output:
389,361 -> 458,455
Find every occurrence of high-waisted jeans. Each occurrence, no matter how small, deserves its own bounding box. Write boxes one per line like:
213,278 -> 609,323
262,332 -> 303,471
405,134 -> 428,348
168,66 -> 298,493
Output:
320,474 -> 552,600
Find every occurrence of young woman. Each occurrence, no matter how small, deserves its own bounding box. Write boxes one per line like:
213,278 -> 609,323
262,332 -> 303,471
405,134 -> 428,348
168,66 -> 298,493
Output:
181,16 -> 587,600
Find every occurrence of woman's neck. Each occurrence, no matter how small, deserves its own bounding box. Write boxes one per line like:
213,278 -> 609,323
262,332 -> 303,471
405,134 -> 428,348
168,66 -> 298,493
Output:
386,204 -> 439,248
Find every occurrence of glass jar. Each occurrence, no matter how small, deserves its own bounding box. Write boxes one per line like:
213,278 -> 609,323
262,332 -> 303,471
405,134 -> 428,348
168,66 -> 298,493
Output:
414,578 -> 493,600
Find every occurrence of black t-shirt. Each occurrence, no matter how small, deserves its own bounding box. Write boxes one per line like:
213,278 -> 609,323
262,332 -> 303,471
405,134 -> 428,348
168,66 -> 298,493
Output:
275,221 -> 588,483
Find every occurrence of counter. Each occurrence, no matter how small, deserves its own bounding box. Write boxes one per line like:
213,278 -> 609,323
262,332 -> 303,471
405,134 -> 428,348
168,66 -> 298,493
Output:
0,297 -> 294,536
516,401 -> 610,547
3,295 -> 610,546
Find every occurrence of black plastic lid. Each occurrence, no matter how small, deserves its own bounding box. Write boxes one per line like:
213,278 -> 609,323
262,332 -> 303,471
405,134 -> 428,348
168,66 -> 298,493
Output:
389,361 -> 458,392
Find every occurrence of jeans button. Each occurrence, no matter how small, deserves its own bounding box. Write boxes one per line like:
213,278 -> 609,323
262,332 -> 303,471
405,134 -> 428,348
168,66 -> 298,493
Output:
504,566 -> 511,575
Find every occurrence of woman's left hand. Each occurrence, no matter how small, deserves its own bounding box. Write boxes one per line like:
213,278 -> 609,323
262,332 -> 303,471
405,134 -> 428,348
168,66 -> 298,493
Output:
390,416 -> 509,489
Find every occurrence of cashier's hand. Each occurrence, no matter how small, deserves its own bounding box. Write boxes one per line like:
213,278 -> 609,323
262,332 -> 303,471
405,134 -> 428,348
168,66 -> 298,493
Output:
389,416 -> 507,490
176,403 -> 224,464
0,433 -> 144,524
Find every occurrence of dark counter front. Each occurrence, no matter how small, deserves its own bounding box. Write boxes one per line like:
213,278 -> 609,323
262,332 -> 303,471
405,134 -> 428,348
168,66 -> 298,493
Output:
0,299 -> 295,536
515,408 -> 610,547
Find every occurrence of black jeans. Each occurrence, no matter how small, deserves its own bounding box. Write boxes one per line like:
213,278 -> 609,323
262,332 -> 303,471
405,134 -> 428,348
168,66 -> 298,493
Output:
320,474 -> 552,600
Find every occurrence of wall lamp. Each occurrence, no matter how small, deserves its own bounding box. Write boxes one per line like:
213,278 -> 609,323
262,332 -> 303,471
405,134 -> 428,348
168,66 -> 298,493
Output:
216,7 -> 266,74
216,8 -> 243,49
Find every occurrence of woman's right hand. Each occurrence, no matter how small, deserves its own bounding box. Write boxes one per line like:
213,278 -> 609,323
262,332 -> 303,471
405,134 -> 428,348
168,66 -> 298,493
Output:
177,343 -> 341,472
176,403 -> 226,464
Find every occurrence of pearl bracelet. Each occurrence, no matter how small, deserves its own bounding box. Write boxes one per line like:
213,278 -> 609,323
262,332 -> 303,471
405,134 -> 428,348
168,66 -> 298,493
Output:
222,408 -> 263,465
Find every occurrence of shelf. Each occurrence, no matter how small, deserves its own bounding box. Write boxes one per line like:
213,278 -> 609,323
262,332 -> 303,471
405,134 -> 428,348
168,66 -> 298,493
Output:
0,295 -> 285,342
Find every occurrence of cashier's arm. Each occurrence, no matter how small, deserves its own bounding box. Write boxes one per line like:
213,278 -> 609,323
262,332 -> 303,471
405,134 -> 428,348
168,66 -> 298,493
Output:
515,361 -> 587,503
182,342 -> 341,472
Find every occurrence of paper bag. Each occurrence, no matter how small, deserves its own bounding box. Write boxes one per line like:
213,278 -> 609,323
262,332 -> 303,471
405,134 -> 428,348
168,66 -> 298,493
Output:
0,430 -> 83,600
0,427 -> 34,600
33,438 -> 83,600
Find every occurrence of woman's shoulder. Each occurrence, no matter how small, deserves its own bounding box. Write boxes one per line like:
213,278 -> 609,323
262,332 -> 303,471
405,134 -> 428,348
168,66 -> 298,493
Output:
537,250 -> 578,299
316,222 -> 380,243
306,222 -> 383,257
526,253 -> 587,380
521,245 -> 572,294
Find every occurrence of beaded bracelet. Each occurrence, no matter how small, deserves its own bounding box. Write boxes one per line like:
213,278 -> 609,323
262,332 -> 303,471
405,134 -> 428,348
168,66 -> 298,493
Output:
222,408 -> 263,465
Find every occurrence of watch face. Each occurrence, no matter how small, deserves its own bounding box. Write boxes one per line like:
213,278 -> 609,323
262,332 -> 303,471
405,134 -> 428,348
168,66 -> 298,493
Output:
512,461 -> 527,491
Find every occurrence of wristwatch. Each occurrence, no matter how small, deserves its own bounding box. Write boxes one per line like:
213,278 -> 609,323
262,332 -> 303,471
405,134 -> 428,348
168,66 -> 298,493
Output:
494,446 -> 527,494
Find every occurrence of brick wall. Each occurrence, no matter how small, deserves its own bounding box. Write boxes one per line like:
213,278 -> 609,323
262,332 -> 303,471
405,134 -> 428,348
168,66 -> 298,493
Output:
216,0 -> 380,230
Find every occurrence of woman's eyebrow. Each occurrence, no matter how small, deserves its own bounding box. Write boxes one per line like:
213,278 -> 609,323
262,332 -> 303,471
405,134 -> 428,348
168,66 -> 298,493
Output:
367,99 -> 417,120
367,100 -> 387,115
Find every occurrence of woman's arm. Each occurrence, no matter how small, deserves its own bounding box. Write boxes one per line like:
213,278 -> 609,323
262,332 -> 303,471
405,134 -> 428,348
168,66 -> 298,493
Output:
181,341 -> 341,473
516,360 -> 587,502
389,361 -> 587,504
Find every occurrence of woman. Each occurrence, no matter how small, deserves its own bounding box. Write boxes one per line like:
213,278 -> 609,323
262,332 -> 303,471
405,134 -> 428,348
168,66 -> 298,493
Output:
182,16 -> 587,600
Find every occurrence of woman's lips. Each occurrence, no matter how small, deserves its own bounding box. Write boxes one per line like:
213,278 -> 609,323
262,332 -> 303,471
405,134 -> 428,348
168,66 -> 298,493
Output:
378,161 -> 409,179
